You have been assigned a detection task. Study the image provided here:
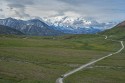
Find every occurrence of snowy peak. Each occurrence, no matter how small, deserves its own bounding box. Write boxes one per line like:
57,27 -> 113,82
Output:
43,16 -> 115,27
42,16 -> 117,31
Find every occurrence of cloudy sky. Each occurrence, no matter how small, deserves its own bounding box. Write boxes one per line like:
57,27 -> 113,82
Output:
0,0 -> 125,22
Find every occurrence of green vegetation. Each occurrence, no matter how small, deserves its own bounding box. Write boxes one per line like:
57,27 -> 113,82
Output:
64,42 -> 125,83
101,26 -> 125,41
0,32 -> 124,83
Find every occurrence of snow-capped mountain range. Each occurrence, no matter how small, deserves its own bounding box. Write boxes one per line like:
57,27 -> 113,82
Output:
41,16 -> 117,34
42,16 -> 116,30
0,16 -> 118,36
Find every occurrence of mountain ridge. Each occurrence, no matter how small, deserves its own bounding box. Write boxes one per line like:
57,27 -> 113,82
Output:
41,16 -> 117,34
0,25 -> 24,35
0,18 -> 63,36
0,17 -> 118,36
115,21 -> 125,27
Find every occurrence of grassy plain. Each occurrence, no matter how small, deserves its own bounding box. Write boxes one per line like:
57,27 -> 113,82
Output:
65,45 -> 125,83
65,26 -> 125,83
0,34 -> 122,83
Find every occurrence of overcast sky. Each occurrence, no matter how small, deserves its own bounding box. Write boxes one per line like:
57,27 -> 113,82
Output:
0,0 -> 125,22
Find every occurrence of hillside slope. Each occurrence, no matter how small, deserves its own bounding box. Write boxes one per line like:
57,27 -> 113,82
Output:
0,25 -> 24,35
101,21 -> 125,40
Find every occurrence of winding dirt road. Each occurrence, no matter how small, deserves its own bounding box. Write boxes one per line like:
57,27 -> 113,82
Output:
56,35 -> 124,83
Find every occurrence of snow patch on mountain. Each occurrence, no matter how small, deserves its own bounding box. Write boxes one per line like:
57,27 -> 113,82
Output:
42,16 -> 116,30
0,17 -> 118,35
41,16 -> 117,34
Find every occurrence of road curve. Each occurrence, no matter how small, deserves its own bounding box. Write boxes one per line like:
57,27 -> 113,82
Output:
56,36 -> 124,83
104,35 -> 108,39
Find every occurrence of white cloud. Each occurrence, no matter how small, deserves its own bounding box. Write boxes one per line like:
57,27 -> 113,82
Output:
64,11 -> 81,17
0,0 -> 125,22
